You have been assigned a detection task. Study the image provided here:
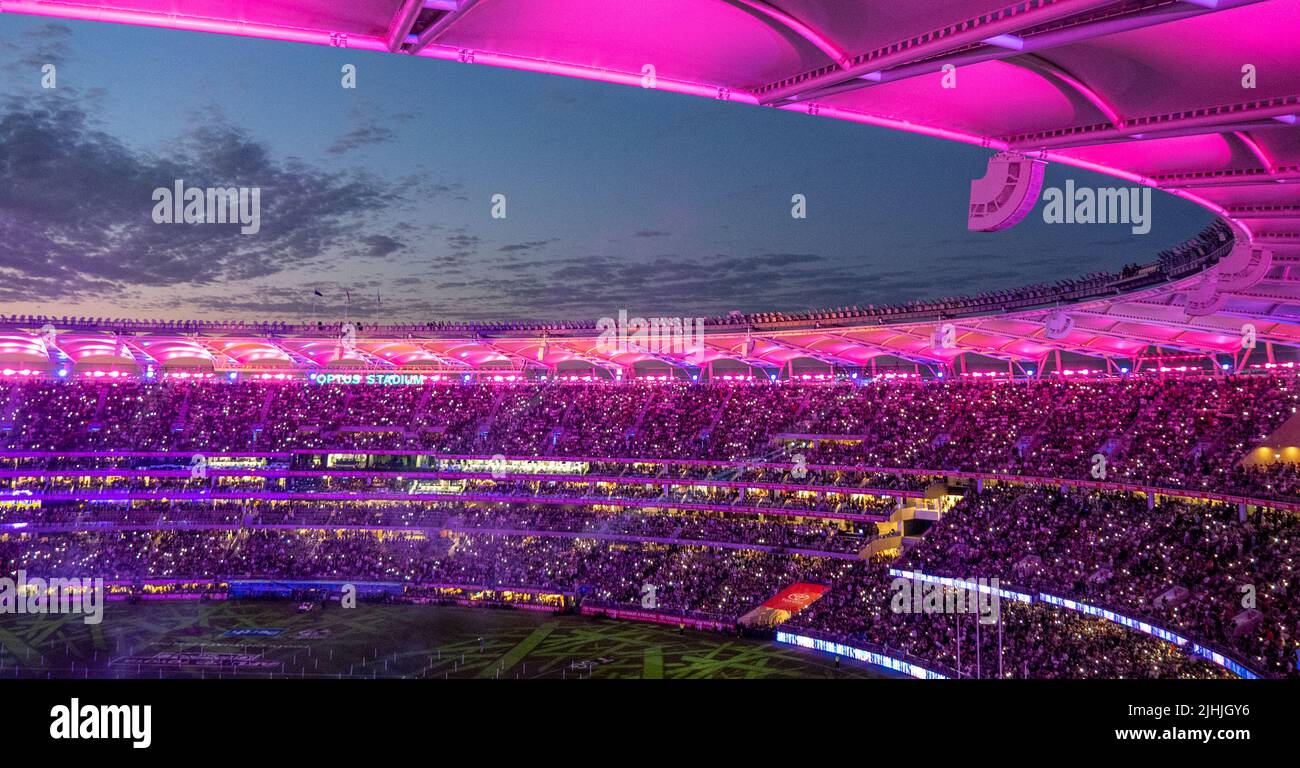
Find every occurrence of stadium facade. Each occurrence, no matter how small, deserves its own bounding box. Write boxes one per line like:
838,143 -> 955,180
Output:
1,0 -> 1298,378
2,2 -> 1300,683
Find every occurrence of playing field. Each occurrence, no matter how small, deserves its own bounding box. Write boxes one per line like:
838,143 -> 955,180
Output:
0,601 -> 894,679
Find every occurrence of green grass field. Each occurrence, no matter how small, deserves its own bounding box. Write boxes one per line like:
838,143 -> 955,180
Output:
0,601 -> 894,679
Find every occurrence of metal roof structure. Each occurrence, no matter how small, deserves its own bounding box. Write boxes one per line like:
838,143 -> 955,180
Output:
2,0 -> 1298,375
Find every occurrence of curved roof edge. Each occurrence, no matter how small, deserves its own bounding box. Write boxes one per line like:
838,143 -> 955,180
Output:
1,0 -> 1297,372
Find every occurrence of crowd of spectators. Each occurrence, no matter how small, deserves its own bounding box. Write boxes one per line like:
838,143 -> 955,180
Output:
0,527 -> 1231,678
3,372 -> 1298,502
3,324 -> 1299,679
900,486 -> 1300,677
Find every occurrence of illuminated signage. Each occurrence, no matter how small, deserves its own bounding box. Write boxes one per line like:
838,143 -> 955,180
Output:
1037,593 -> 1260,679
409,479 -> 466,495
445,458 -> 589,475
889,568 -> 1034,603
205,457 -> 266,470
776,632 -> 947,679
308,373 -> 428,386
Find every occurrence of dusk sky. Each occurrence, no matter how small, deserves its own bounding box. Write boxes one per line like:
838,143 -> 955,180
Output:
0,15 -> 1213,324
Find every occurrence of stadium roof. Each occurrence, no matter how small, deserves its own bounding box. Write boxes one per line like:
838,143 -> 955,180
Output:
2,0 -> 1299,375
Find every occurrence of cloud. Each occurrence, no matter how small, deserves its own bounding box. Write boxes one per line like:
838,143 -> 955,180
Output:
3,22 -> 74,71
350,234 -> 406,260
498,239 -> 555,253
0,91 -> 416,306
327,125 -> 398,155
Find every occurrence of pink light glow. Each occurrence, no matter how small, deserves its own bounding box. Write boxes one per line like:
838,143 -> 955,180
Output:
783,102 -> 1004,150
417,47 -> 760,104
4,0 -> 1281,251
727,0 -> 850,69
1,1 -> 391,51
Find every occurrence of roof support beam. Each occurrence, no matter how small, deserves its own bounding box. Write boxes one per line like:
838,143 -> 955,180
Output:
867,324 -> 1034,363
477,339 -> 557,372
1009,54 -> 1123,126
345,346 -> 398,368
759,0 -> 1122,104
384,0 -> 426,52
189,337 -> 264,369
1007,98 -> 1300,151
722,0 -> 850,69
948,322 -> 1111,361
699,341 -> 776,369
267,340 -> 318,368
408,0 -> 483,55
1154,168 -> 1300,188
41,333 -> 68,367
768,0 -> 1264,106
752,337 -> 851,367
358,341 -> 468,369
1233,131 -> 1278,175
118,338 -> 163,367
824,330 -> 946,366
538,341 -> 642,373
1053,318 -> 1236,354
947,329 -> 1037,363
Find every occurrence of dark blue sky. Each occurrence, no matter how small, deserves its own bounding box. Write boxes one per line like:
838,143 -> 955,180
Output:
0,15 -> 1212,323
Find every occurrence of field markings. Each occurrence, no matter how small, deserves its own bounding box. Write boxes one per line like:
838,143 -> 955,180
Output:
642,647 -> 663,679
477,622 -> 556,678
0,624 -> 39,664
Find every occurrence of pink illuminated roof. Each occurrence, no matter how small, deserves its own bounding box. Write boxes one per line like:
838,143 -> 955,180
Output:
1,0 -> 1298,373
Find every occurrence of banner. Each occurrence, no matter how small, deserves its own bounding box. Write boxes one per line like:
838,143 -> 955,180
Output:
761,583 -> 828,613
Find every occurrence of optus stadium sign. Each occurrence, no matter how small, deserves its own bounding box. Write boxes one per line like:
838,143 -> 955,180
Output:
308,373 -> 429,386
